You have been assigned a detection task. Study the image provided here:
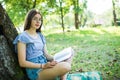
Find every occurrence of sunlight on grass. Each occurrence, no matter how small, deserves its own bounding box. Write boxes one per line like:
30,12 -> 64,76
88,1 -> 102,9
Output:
43,27 -> 120,80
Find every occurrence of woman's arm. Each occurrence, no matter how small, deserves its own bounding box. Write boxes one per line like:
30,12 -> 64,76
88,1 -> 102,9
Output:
17,41 -> 41,68
43,44 -> 54,61
17,42 -> 56,69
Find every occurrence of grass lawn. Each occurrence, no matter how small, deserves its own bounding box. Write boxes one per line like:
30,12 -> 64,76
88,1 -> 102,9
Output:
43,27 -> 120,80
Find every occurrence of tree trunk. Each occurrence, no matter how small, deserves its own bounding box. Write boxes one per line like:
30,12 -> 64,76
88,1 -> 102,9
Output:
75,13 -> 79,29
112,0 -> 117,26
0,4 -> 28,80
73,0 -> 79,29
59,0 -> 65,32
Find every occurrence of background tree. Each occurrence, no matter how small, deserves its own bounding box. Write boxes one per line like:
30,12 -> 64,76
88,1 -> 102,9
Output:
46,0 -> 65,32
79,0 -> 87,28
112,0 -> 120,26
72,0 -> 79,29
1,0 -> 119,30
1,0 -> 42,27
71,0 -> 88,29
59,0 -> 65,32
112,0 -> 117,26
41,0 -> 70,32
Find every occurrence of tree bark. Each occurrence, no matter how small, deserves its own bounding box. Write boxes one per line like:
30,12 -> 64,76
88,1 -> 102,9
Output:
0,4 -> 28,80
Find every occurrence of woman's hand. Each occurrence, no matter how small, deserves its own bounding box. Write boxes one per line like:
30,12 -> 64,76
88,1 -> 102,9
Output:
42,61 -> 57,69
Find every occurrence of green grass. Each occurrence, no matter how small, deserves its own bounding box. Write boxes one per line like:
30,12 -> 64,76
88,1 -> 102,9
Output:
43,27 -> 120,80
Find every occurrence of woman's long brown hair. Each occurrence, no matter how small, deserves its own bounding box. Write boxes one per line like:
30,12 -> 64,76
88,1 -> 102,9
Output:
24,9 -> 43,32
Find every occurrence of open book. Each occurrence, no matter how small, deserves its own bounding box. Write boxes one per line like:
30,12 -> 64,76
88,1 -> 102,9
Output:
53,47 -> 73,62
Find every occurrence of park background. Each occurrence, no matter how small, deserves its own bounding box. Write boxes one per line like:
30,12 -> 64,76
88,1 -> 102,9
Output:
0,0 -> 120,80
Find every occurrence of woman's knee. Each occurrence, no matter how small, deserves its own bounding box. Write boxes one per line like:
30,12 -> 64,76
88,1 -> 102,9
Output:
37,62 -> 71,80
57,62 -> 71,72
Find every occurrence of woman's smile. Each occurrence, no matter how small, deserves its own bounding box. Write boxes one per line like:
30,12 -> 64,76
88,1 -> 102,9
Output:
35,24 -> 40,27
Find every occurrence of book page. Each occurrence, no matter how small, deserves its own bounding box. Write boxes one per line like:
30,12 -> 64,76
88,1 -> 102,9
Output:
54,47 -> 72,62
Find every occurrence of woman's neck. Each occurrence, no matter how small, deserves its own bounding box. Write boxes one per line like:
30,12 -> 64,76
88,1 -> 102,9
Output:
27,28 -> 36,35
26,29 -> 39,39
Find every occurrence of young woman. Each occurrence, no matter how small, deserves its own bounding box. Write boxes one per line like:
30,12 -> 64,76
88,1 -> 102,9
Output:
13,9 -> 74,80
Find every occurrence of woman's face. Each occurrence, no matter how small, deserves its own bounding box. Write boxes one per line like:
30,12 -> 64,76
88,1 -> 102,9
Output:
30,13 -> 42,29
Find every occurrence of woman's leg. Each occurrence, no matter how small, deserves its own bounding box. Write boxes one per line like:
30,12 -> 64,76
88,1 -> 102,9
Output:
38,62 -> 71,80
38,48 -> 74,80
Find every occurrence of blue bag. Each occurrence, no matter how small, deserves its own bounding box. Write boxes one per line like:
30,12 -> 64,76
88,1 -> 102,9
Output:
56,71 -> 102,80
